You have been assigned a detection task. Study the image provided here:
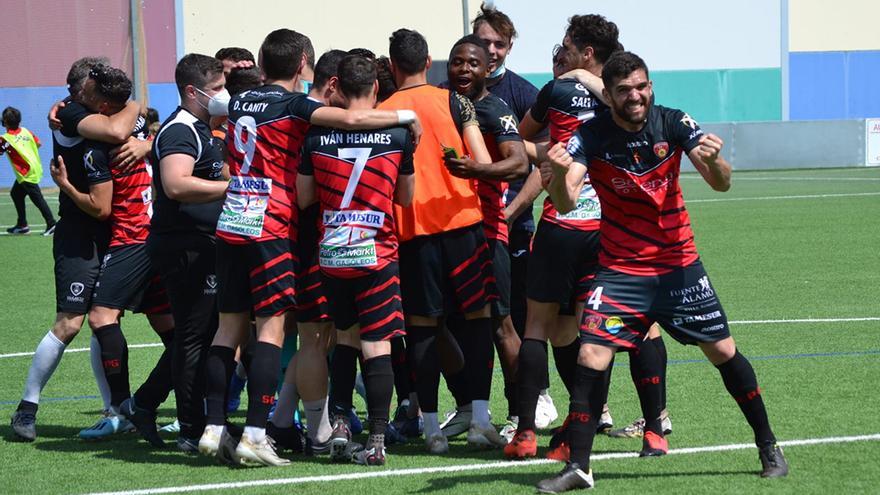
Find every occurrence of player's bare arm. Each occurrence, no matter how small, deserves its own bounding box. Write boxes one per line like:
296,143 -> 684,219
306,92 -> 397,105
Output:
160,153 -> 228,202
504,166 -> 543,223
558,69 -> 609,105
50,156 -> 112,220
110,137 -> 151,169
445,139 -> 528,180
310,106 -> 422,146
518,110 -> 546,140
77,100 -> 141,143
394,174 -> 415,207
546,141 -> 585,214
295,173 -> 317,209
687,134 -> 731,192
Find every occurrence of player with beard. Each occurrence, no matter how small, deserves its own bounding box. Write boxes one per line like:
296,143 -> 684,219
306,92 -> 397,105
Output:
298,54 -> 415,466
536,51 -> 788,492
441,35 -> 529,443
199,30 -> 421,467
10,57 -> 145,442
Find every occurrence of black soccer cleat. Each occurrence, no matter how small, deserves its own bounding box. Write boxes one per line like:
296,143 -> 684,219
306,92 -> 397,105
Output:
267,422 -> 304,453
10,410 -> 37,442
536,462 -> 594,493
120,397 -> 165,447
759,443 -> 789,478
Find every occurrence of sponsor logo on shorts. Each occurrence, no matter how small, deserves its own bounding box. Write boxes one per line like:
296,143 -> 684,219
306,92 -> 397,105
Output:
701,324 -> 726,333
67,281 -> 86,304
670,276 -> 716,305
604,316 -> 624,335
204,274 -> 218,295
583,314 -> 603,331
672,310 -> 722,327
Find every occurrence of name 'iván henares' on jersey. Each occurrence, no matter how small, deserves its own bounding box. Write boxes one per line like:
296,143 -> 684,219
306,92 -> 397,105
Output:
318,131 -> 394,147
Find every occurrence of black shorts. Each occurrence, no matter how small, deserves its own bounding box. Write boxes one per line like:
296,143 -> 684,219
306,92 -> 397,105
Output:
322,263 -> 405,342
580,259 -> 731,349
527,221 -> 599,314
487,239 -> 511,318
399,223 -> 492,318
92,243 -> 154,312
216,238 -> 295,317
293,205 -> 330,323
53,218 -> 110,314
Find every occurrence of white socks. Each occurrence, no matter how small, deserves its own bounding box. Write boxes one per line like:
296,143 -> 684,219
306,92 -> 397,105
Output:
90,334 -> 112,410
22,331 -> 67,404
423,412 -> 441,438
243,426 -> 266,443
303,398 -> 332,444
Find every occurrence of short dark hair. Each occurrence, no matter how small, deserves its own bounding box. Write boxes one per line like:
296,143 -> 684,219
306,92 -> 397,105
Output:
566,14 -> 621,65
89,64 -> 132,104
472,2 -> 517,41
389,29 -> 428,75
348,48 -> 376,61
2,107 -> 21,129
313,49 -> 348,91
66,56 -> 110,95
175,53 -> 224,96
337,55 -> 377,100
260,29 -> 310,80
146,107 -> 160,125
376,56 -> 396,102
601,51 -> 649,88
449,34 -> 490,62
303,37 -> 316,70
225,66 -> 263,96
214,47 -> 255,63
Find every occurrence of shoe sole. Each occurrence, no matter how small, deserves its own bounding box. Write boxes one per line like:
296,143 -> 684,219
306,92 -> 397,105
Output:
329,437 -> 350,462
639,449 -> 668,457
11,432 -> 35,442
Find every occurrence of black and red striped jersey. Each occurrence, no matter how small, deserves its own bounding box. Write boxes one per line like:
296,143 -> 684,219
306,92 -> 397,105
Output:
474,93 -> 522,245
217,85 -> 322,244
567,104 -> 705,276
83,116 -> 152,247
531,78 -> 607,231
300,125 -> 415,279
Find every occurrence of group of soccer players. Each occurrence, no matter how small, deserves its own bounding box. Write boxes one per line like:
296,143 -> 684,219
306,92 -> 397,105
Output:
9,3 -> 789,491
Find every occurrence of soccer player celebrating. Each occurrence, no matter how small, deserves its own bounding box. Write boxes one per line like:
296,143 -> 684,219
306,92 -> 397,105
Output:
536,51 -> 788,492
441,35 -> 529,441
297,54 -> 415,466
505,14 -> 621,460
10,57 -> 143,442
379,28 -> 505,453
198,29 -> 421,467
144,53 -> 230,453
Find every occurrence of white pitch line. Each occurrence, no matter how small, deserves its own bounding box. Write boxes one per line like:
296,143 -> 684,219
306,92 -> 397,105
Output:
2,317 -> 878,360
688,192 -> 880,203
82,433 -> 880,495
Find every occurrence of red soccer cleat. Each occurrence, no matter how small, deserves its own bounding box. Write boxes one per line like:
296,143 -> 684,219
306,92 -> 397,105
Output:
504,429 -> 537,459
639,430 -> 668,457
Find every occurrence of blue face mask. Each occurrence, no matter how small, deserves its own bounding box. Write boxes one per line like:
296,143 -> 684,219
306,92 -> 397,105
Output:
488,63 -> 506,79
301,80 -> 312,94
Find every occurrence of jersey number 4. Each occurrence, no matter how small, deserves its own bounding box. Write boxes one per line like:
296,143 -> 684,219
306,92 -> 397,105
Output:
338,147 -> 371,208
588,286 -> 604,311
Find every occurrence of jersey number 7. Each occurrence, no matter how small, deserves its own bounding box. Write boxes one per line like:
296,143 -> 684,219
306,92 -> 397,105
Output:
338,147 -> 371,208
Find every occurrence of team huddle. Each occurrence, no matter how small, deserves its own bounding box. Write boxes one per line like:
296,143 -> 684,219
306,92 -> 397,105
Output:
9,4 -> 789,492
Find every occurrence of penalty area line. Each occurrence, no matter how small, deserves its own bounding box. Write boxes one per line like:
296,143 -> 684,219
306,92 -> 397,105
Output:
82,433 -> 880,495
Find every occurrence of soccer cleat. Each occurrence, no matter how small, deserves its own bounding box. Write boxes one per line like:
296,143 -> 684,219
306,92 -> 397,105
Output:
352,434 -> 386,466
6,225 -> 30,235
758,444 -> 789,478
536,463 -> 594,493
499,417 -> 518,443
396,413 -> 423,439
267,422 -> 304,453
546,442 -> 570,462
235,433 -> 291,467
504,429 -> 538,459
177,436 -> 200,454
440,405 -> 472,438
42,224 -> 56,236
608,414 -> 672,439
384,421 -> 407,445
159,419 -> 180,433
639,430 -> 669,457
596,406 -> 613,434
226,373 -> 246,413
305,437 -> 332,456
120,397 -> 165,447
549,417 -> 570,449
425,433 -> 449,454
467,423 -> 508,449
78,410 -> 135,440
10,410 -> 36,442
198,425 -> 238,465
535,392 -> 559,429
329,416 -> 353,462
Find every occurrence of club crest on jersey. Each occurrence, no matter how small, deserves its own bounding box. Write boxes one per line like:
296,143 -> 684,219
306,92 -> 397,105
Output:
583,314 -> 603,331
680,113 -> 698,130
499,115 -> 518,133
206,275 -> 217,289
653,142 -> 669,158
70,282 -> 85,296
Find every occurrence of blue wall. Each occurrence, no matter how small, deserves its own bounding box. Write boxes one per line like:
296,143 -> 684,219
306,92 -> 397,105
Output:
0,83 -> 179,188
789,50 -> 880,120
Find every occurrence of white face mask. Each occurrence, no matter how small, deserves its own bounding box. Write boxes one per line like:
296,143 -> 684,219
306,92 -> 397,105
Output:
195,87 -> 230,116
